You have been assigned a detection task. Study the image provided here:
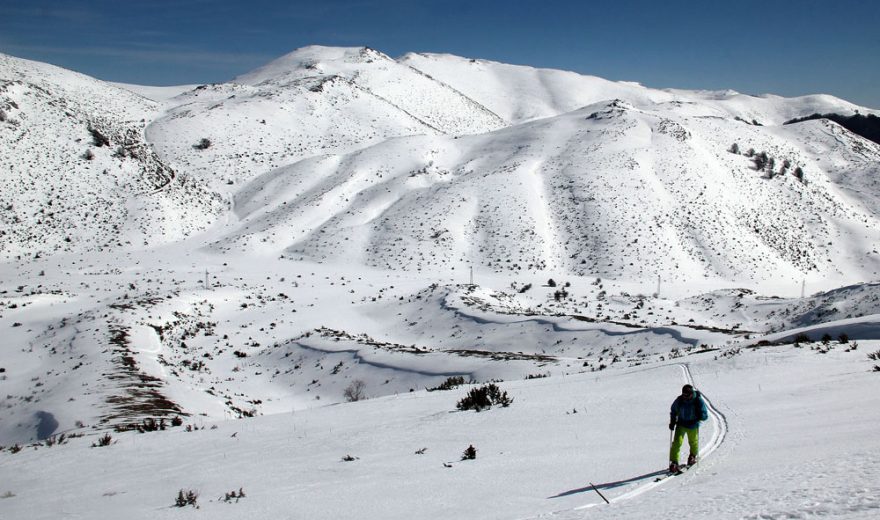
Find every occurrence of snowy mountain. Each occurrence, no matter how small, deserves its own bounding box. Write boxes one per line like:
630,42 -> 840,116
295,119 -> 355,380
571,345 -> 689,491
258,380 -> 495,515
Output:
0,54 -> 223,260
219,98 -> 880,283
2,46 -> 880,520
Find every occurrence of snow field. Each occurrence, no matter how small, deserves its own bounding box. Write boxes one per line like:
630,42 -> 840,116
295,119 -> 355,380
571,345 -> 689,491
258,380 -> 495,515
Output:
4,341 -> 878,519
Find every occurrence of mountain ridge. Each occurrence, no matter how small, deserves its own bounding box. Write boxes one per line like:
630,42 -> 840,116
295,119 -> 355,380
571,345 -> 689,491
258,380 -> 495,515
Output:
2,47 -> 879,284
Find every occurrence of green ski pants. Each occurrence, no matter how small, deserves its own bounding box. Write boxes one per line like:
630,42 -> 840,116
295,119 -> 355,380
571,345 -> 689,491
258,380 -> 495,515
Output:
669,425 -> 699,462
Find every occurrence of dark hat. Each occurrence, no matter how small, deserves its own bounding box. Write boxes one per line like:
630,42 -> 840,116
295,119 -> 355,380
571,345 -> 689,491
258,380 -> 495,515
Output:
681,384 -> 694,395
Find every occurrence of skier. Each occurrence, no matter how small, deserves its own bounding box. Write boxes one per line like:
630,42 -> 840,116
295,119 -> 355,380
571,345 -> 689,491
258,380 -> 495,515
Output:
668,384 -> 708,473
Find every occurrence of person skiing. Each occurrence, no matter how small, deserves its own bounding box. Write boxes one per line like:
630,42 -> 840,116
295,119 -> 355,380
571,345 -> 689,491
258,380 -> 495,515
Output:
668,384 -> 708,472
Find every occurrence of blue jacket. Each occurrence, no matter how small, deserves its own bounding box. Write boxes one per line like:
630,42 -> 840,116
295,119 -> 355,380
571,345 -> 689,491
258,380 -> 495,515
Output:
670,391 -> 709,429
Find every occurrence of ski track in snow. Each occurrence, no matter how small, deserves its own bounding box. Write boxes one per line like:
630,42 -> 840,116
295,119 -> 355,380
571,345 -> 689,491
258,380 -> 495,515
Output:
566,363 -> 728,511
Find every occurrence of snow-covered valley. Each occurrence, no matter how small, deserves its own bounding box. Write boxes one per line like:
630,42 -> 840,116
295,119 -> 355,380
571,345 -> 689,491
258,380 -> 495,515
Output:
1,46 -> 879,519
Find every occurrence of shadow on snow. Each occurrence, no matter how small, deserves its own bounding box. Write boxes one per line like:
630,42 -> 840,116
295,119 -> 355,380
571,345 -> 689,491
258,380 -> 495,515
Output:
548,468 -> 668,499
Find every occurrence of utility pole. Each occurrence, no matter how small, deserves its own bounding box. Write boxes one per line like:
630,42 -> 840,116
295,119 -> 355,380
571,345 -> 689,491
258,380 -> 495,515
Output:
469,265 -> 474,286
801,279 -> 805,299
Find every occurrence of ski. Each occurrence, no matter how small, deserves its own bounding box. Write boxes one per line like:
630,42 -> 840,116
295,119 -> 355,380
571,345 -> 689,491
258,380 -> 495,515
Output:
654,464 -> 690,482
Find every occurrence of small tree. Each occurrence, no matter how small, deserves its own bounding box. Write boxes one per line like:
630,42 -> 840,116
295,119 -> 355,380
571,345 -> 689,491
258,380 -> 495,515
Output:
753,151 -> 768,171
83,149 -> 95,161
793,166 -> 805,182
343,380 -> 367,402
728,142 -> 740,154
0,109 -> 6,122
194,138 -> 212,150
461,444 -> 477,460
175,489 -> 198,508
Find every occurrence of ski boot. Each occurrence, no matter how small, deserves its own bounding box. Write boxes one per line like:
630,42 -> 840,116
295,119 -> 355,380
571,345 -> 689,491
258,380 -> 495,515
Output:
669,461 -> 680,473
687,454 -> 697,466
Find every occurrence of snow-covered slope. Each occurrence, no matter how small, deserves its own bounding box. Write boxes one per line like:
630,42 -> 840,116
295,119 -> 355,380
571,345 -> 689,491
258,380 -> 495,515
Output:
3,324 -> 878,519
146,46 -> 507,193
217,98 -> 880,283
0,53 -> 223,260
401,52 -> 869,125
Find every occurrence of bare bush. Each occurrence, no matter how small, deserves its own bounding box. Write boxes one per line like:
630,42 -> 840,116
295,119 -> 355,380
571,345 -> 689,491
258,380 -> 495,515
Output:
343,380 -> 367,402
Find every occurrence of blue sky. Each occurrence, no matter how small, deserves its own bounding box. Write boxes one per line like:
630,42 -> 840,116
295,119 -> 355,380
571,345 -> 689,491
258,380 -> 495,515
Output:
1,0 -> 878,108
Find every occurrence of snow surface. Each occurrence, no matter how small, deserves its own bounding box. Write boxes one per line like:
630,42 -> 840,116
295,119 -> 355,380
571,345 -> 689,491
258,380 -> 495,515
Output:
2,46 -> 880,519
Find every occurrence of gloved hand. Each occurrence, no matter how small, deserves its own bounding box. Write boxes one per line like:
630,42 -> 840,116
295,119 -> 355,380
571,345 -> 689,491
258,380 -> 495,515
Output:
669,422 -> 675,431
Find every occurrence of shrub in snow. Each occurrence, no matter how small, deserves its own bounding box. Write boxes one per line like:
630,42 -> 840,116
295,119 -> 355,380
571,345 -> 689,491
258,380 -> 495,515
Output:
838,333 -> 849,344
341,454 -> 358,462
89,127 -> 110,147
728,142 -> 740,154
461,444 -> 476,460
427,376 -> 467,392
867,350 -> 880,361
752,151 -> 768,171
82,149 -> 95,161
175,489 -> 198,508
0,109 -> 6,122
456,383 -> 512,411
222,488 -> 246,503
138,418 -> 166,432
92,433 -> 113,447
194,138 -> 212,150
44,434 -> 67,447
343,379 -> 367,402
